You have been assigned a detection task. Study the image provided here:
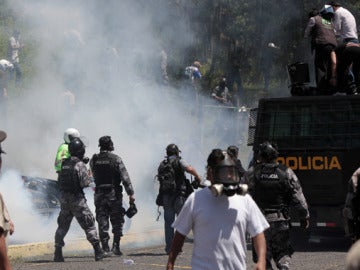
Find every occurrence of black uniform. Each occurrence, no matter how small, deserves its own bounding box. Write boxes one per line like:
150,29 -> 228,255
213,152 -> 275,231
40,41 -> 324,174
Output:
90,150 -> 134,254
244,162 -> 309,270
54,156 -> 103,261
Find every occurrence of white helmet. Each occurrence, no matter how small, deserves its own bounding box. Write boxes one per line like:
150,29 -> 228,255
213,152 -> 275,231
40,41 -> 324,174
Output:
63,128 -> 80,143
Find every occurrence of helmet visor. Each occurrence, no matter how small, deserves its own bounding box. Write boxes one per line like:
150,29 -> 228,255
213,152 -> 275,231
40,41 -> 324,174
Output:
214,165 -> 239,184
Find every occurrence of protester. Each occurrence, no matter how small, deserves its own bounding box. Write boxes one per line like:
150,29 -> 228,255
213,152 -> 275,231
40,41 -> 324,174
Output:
166,148 -> 269,270
335,42 -> 360,94
304,5 -> 337,95
211,77 -> 232,106
329,1 -> 358,44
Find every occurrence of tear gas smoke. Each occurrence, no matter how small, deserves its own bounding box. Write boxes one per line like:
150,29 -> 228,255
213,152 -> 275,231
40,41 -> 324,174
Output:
1,0 -> 250,246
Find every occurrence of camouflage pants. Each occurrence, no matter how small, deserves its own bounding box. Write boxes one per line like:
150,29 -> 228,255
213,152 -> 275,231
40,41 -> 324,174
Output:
94,188 -> 125,243
55,195 -> 99,247
265,220 -> 293,269
253,220 -> 293,269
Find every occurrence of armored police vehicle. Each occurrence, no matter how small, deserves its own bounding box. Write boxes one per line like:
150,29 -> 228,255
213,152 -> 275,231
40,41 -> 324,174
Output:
247,94 -> 360,240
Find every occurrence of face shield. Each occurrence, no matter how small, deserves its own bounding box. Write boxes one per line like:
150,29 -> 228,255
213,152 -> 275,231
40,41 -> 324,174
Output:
213,165 -> 239,185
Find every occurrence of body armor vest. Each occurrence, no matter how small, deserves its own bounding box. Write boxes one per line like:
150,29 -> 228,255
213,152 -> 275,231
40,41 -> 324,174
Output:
58,157 -> 82,193
254,163 -> 289,212
92,152 -> 120,186
172,158 -> 186,189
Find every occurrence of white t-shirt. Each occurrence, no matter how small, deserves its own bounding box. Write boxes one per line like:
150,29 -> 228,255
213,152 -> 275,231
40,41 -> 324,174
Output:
172,188 -> 269,270
333,7 -> 358,40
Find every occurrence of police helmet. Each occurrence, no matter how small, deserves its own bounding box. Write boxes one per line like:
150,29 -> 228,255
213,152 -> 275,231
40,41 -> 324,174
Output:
258,141 -> 279,163
166,143 -> 181,156
68,137 -> 85,159
99,136 -> 114,151
63,128 -> 80,144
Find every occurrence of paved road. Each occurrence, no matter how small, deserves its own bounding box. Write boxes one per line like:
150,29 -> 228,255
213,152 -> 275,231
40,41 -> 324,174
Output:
10,237 -> 352,270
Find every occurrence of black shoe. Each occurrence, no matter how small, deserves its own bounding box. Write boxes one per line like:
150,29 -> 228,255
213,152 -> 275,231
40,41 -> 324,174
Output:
102,241 -> 111,256
93,243 -> 105,261
111,242 -> 123,256
54,246 -> 64,262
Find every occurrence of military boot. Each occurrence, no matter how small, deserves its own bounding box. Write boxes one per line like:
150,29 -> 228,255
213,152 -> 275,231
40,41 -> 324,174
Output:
93,242 -> 105,261
54,246 -> 64,262
111,242 -> 123,256
101,240 -> 111,257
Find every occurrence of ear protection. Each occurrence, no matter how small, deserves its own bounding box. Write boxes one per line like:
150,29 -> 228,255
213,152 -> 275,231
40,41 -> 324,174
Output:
211,183 -> 248,197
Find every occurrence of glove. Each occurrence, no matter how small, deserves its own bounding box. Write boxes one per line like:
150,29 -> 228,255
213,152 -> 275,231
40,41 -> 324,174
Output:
191,180 -> 199,189
125,202 -> 138,218
300,218 -> 310,229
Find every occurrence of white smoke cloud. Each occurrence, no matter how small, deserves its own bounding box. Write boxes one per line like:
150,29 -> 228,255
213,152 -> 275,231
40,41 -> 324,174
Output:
1,0 -> 249,245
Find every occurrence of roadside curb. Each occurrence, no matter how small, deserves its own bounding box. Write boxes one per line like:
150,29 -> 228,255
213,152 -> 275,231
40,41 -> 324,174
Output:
8,229 -> 164,259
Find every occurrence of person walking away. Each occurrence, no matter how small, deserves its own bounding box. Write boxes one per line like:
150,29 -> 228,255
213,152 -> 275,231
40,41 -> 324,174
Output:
90,136 -> 136,256
166,149 -> 269,270
243,141 -> 310,270
156,143 -> 202,254
54,137 -> 104,262
54,128 -> 81,174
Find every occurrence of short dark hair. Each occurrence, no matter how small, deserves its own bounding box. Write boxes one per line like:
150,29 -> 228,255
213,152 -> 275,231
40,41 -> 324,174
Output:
227,145 -> 239,158
328,1 -> 341,7
207,149 -> 225,168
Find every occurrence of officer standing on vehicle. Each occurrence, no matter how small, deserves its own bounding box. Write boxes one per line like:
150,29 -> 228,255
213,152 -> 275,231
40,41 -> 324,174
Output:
90,136 -> 136,256
243,141 -> 310,270
54,137 -> 104,262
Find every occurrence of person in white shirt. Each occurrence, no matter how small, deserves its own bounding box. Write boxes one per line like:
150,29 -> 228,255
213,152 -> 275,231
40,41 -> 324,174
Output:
166,148 -> 269,270
329,1 -> 358,44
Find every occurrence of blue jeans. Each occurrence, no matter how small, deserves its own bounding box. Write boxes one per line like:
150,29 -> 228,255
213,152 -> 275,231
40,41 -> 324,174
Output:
163,193 -> 177,253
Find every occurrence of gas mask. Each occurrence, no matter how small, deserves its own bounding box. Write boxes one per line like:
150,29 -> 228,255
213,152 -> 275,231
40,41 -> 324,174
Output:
211,182 -> 248,197
210,153 -> 248,197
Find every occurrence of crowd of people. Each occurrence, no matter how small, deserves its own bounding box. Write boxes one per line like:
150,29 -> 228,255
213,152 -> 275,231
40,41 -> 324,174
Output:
0,122 -> 359,269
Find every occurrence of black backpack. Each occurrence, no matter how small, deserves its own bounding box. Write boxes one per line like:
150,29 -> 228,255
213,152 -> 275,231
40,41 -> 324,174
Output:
157,158 -> 179,194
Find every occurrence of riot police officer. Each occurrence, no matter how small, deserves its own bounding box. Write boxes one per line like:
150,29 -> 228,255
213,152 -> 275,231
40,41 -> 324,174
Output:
243,141 -> 310,270
90,136 -> 136,256
54,137 -> 104,262
54,128 -> 81,173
